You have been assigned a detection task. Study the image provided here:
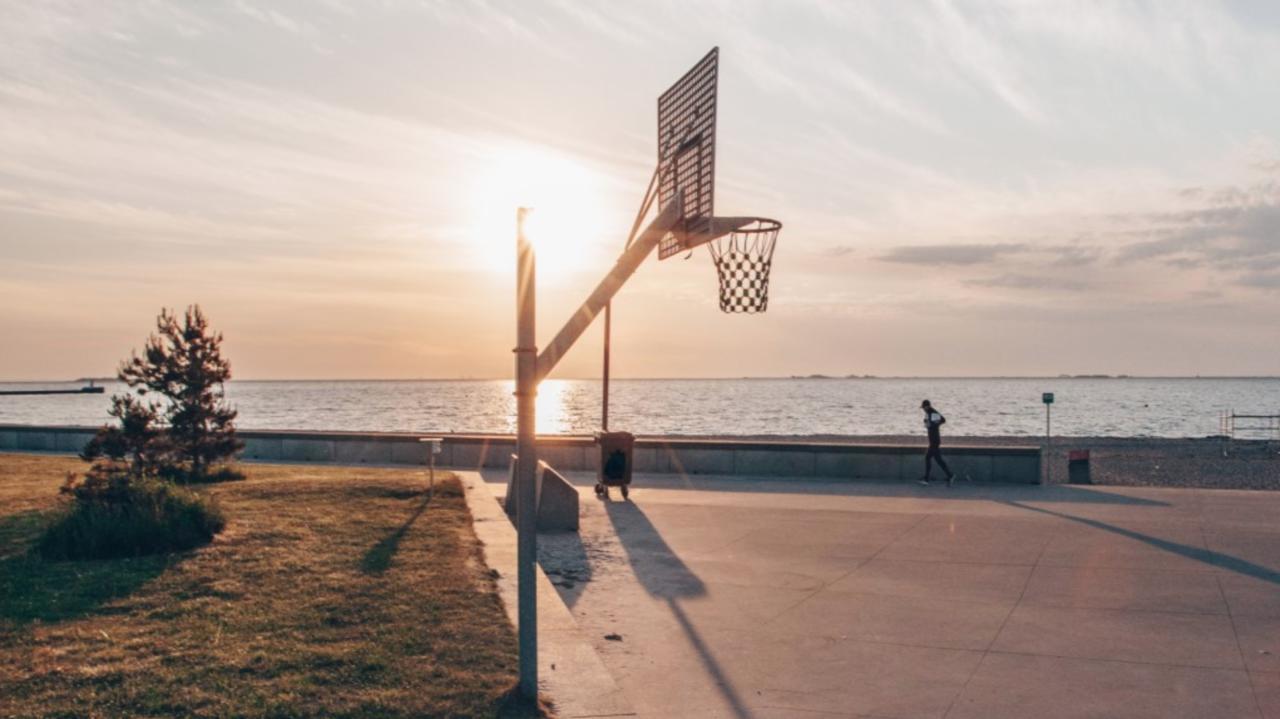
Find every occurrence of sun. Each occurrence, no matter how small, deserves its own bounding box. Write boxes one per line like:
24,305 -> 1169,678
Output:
467,143 -> 615,279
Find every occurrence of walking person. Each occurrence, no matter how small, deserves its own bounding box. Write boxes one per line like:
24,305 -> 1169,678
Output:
917,399 -> 956,487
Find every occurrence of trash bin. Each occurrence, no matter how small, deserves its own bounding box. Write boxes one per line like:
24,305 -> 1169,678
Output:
1068,450 -> 1091,484
594,430 -> 635,498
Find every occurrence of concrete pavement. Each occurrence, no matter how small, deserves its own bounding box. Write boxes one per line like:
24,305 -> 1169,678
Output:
487,471 -> 1280,719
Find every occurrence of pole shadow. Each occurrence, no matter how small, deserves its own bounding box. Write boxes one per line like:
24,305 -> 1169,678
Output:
1007,501 -> 1280,585
359,491 -> 433,575
537,529 -> 594,610
602,498 -> 756,719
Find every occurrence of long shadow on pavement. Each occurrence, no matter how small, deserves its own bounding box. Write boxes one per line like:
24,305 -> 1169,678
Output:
557,471 -> 1169,507
602,497 -> 757,719
1008,501 -> 1280,585
485,467 -> 1167,507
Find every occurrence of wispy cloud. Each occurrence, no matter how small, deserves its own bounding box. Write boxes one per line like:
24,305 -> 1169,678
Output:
966,273 -> 1089,292
878,243 -> 1027,266
1238,272 -> 1280,290
1116,180 -> 1280,282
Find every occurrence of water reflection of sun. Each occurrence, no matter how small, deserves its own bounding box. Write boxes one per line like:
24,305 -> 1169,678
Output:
504,379 -> 572,435
535,379 -> 570,434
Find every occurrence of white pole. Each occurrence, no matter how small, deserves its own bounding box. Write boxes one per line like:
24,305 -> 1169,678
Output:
1045,403 -> 1052,484
515,207 -> 538,698
510,194 -> 678,699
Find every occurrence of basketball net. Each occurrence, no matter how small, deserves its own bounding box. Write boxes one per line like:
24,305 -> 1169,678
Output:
707,218 -> 781,314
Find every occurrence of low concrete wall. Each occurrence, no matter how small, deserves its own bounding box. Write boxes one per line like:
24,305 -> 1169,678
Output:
0,425 -> 1042,484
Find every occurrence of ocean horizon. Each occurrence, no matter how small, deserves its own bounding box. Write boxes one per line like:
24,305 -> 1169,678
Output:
3,377 -> 1278,440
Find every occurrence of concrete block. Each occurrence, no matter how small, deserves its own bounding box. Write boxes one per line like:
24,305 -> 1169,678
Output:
449,442 -> 485,469
16,432 -> 55,451
334,440 -> 393,465
993,454 -> 1041,484
438,441 -> 455,468
733,449 -> 817,477
485,440 -> 517,468
632,447 -> 669,473
504,454 -> 518,517
240,437 -> 283,461
451,439 -> 515,470
389,440 -> 430,466
54,432 -> 94,453
817,452 -> 903,480
859,452 -> 906,480
280,439 -> 334,462
947,454 -> 993,482
0,431 -> 16,450
583,444 -> 602,472
668,448 -> 735,475
538,444 -> 586,472
536,462 -> 579,532
814,451 -> 854,478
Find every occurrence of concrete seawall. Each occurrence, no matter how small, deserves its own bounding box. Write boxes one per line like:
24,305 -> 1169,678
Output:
0,425 -> 1042,484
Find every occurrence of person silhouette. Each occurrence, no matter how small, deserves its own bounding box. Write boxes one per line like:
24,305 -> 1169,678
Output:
917,399 -> 956,487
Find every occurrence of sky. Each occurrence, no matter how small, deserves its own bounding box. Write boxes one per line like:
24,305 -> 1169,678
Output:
2,1 -> 1279,380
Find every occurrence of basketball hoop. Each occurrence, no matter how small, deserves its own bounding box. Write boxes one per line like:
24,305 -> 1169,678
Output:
708,218 -> 781,313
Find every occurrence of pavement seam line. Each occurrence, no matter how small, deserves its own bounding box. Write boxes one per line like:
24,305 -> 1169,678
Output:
759,511 -> 935,627
743,633 -> 1258,673
1212,548 -> 1267,718
985,646 -> 1262,672
941,511 -> 1056,719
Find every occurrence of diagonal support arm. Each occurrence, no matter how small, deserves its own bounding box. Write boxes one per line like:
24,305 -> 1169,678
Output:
536,198 -> 682,384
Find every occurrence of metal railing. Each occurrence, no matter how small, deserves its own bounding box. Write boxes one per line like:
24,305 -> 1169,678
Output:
1219,410 -> 1280,457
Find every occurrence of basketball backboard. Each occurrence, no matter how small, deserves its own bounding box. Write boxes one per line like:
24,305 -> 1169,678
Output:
657,47 -> 718,260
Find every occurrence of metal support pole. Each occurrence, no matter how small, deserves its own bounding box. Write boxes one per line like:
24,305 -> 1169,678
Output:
514,207 -> 538,698
418,438 -> 442,498
1045,404 -> 1052,484
602,302 -> 610,431
601,168 -> 658,434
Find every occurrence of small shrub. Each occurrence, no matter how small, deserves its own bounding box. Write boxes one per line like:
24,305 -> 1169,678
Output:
38,471 -> 226,560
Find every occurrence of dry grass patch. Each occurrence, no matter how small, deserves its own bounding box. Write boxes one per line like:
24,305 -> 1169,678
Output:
0,453 -> 547,718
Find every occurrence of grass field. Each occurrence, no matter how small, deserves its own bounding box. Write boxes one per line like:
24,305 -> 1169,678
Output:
0,453 -> 547,718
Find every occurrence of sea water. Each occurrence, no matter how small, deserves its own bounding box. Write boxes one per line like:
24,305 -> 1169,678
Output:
2,377 -> 1278,439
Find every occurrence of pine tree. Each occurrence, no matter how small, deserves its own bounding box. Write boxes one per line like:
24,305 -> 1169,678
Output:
56,306 -> 235,560
79,393 -> 170,478
115,305 -> 243,481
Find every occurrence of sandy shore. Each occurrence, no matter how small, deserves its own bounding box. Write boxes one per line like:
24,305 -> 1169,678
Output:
669,434 -> 1280,491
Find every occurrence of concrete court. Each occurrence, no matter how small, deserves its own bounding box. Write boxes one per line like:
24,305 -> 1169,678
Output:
485,470 -> 1280,719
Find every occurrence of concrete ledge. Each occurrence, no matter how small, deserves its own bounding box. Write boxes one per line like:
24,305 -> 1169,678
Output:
535,463 -> 579,532
504,457 -> 581,532
459,471 -> 634,718
0,425 -> 1042,484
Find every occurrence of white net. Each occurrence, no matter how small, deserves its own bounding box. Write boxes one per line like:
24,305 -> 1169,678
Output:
708,219 -> 781,313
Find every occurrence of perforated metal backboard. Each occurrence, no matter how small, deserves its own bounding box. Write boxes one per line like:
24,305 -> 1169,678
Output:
657,47 -> 718,260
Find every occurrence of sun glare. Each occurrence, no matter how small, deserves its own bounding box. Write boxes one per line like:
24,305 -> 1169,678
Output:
468,145 -> 614,279
502,378 -> 571,434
